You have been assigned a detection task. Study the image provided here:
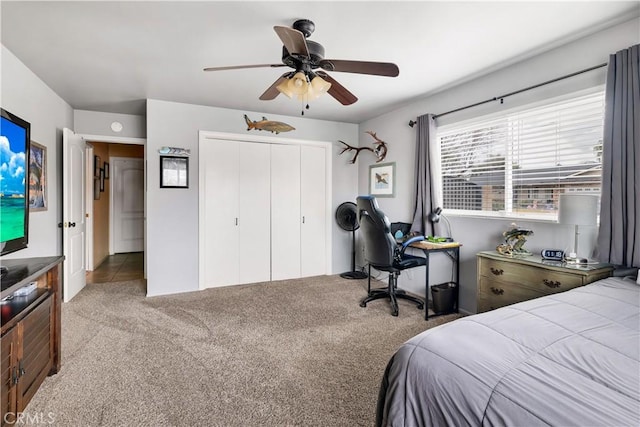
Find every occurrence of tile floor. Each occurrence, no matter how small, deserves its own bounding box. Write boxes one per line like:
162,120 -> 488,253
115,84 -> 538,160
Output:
86,252 -> 144,284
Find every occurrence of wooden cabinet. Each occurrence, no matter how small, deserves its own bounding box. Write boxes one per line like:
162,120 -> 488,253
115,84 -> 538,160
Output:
477,251 -> 613,313
199,137 -> 329,289
1,257 -> 62,425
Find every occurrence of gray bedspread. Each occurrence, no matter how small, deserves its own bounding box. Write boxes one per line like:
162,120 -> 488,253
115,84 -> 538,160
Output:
377,276 -> 640,426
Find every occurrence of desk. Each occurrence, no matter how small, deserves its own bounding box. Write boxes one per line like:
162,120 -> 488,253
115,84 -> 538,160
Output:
410,241 -> 462,320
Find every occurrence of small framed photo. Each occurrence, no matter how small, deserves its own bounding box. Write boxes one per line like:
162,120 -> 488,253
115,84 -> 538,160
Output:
94,155 -> 101,177
99,168 -> 105,192
29,141 -> 47,211
94,177 -> 100,200
160,156 -> 189,188
369,162 -> 395,198
104,162 -> 109,179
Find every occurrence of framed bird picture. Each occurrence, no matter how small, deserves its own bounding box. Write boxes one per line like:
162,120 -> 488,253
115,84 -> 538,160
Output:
369,162 -> 395,198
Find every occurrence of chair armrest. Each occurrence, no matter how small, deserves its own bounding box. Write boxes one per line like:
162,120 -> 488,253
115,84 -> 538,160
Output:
399,235 -> 425,256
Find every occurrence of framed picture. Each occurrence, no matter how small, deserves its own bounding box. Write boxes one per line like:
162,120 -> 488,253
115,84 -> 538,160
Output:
160,156 -> 189,188
94,177 -> 100,200
99,168 -> 105,192
104,162 -> 109,179
28,141 -> 47,211
369,162 -> 395,198
94,155 -> 101,177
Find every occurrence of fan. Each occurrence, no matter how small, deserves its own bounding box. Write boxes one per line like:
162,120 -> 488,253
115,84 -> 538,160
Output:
336,202 -> 368,280
203,19 -> 399,106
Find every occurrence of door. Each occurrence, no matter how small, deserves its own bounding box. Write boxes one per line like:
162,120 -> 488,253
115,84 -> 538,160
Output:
301,146 -> 327,277
201,140 -> 240,288
112,158 -> 144,253
62,128 -> 86,302
238,142 -> 271,284
271,144 -> 301,280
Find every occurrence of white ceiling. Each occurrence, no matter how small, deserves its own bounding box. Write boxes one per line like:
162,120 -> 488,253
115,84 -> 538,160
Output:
2,1 -> 638,123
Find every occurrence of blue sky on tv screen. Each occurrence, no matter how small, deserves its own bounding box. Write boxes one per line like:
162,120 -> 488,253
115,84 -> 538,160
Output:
0,116 -> 27,196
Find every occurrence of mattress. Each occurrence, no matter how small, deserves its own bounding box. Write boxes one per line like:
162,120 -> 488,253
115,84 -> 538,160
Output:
377,276 -> 640,426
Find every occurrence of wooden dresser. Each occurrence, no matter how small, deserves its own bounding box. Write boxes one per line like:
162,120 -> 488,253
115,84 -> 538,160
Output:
1,257 -> 63,426
477,251 -> 613,313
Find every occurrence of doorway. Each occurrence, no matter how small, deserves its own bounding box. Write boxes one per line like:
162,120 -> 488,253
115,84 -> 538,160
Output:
86,141 -> 145,276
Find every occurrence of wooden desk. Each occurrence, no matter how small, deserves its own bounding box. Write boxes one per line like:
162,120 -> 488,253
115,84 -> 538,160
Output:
410,241 -> 462,320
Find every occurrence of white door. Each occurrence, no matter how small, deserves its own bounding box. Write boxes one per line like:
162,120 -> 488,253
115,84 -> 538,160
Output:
271,144 -> 301,281
62,128 -> 86,302
301,146 -> 327,277
112,158 -> 144,253
201,140 -> 240,288
238,142 -> 271,284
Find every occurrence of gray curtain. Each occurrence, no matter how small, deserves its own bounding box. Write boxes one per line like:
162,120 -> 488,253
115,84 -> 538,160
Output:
597,44 -> 640,268
411,114 -> 438,235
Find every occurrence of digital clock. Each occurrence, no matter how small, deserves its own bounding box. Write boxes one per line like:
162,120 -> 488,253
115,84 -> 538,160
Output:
541,249 -> 565,261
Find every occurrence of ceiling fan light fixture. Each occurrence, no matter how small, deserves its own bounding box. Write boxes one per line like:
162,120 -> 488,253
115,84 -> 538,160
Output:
276,79 -> 294,98
288,71 -> 309,95
310,75 -> 331,97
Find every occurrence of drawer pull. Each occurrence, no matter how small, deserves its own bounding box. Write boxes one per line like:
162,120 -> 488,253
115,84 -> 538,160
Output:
543,279 -> 561,288
490,267 -> 504,276
490,287 -> 504,295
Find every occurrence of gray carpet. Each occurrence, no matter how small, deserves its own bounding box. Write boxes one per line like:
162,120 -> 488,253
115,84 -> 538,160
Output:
25,275 -> 460,426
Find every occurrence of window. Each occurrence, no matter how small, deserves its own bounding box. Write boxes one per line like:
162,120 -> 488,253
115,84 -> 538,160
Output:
438,90 -> 605,220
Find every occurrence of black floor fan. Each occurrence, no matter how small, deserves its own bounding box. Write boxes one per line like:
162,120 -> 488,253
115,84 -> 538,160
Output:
336,202 -> 368,279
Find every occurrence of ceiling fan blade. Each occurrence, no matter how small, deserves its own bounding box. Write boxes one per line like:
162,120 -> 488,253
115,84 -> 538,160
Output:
203,64 -> 286,72
318,59 -> 399,77
273,26 -> 309,58
316,71 -> 358,105
259,73 -> 291,100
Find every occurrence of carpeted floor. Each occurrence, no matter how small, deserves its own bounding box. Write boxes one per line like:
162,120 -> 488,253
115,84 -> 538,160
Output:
24,275 -> 460,426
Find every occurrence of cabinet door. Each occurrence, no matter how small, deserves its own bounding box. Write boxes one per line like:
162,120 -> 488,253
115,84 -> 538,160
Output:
300,146 -> 327,277
238,142 -> 271,284
17,296 -> 53,411
201,141 -> 240,288
0,327 -> 18,427
271,144 -> 301,280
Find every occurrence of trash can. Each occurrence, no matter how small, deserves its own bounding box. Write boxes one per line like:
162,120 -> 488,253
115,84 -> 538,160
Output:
431,282 -> 457,314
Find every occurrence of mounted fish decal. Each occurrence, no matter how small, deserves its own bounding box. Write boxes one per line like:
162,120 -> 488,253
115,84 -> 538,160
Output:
339,131 -> 388,163
244,114 -> 295,134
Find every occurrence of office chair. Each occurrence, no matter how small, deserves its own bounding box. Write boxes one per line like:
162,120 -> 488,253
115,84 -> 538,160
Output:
356,196 -> 426,316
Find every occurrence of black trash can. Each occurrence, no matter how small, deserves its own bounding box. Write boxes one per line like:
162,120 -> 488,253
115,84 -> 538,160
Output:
431,282 -> 457,314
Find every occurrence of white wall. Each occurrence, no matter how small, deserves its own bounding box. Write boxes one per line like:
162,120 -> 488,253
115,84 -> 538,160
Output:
146,100 -> 358,296
1,45 -> 74,259
357,17 -> 640,314
74,110 -> 146,139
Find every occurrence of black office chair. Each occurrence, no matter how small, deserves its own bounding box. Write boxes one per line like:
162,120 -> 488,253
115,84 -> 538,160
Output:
356,196 -> 426,316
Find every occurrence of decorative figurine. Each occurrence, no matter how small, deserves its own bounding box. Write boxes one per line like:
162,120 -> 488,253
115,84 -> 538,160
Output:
244,115 -> 295,134
496,223 -> 534,257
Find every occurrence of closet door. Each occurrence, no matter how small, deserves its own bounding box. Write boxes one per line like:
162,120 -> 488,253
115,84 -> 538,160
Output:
271,144 -> 301,280
238,142 -> 271,284
201,141 -> 240,288
301,146 -> 327,277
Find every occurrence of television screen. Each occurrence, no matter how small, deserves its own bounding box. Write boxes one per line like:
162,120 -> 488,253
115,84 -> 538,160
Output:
0,108 -> 30,256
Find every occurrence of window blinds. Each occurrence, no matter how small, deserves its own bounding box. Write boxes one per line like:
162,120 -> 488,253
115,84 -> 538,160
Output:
438,91 -> 605,219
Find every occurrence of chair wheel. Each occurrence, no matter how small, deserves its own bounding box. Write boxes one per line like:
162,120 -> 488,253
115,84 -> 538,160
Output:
392,310 -> 399,317
359,302 -> 367,308
417,304 -> 424,310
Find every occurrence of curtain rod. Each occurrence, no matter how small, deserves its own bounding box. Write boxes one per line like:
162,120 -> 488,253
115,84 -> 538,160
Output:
408,62 -> 608,127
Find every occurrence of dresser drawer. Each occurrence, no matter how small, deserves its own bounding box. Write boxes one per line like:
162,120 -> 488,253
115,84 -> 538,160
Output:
478,277 -> 546,311
479,258 -> 583,294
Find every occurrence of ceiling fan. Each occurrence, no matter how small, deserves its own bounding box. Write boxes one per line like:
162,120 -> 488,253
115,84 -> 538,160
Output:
203,19 -> 399,109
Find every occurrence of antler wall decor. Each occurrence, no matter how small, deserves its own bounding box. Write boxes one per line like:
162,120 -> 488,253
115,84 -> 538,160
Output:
339,131 -> 388,164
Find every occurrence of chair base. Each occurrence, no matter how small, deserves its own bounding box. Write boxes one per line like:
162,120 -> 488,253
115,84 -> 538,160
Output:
360,288 -> 424,317
340,271 -> 368,280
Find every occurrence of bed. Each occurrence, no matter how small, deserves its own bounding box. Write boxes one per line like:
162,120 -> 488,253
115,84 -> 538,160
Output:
376,276 -> 640,426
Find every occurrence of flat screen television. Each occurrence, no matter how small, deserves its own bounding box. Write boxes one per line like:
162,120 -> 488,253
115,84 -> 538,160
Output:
0,108 -> 30,260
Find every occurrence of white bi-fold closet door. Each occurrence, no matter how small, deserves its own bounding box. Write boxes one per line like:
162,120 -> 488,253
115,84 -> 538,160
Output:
199,135 -> 328,289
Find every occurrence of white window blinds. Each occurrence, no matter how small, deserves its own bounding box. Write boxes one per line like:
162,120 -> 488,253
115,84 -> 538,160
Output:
438,90 -> 605,219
